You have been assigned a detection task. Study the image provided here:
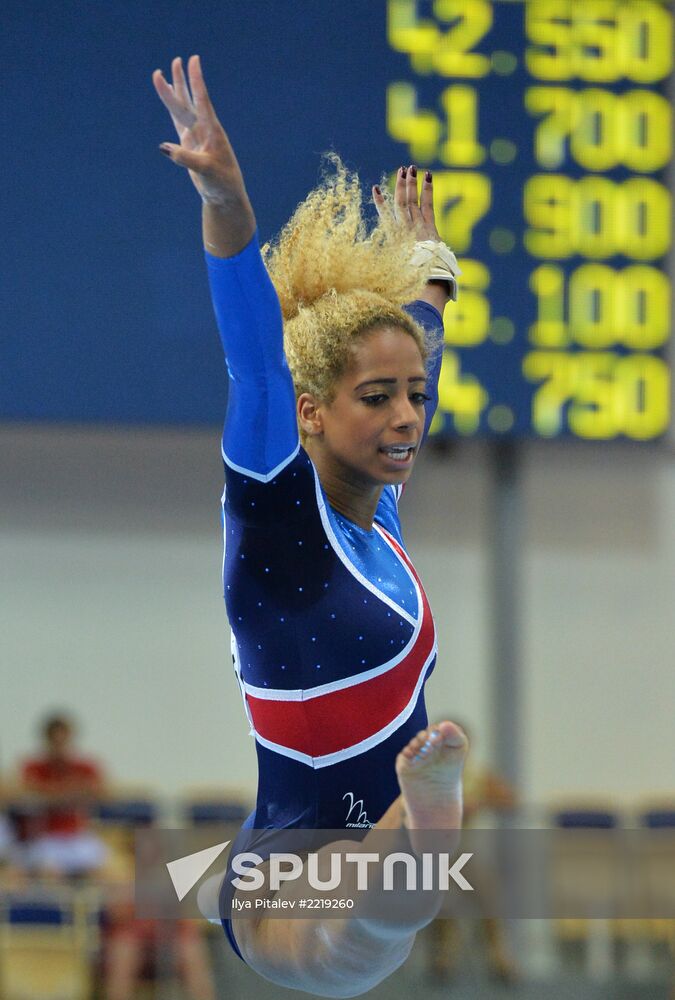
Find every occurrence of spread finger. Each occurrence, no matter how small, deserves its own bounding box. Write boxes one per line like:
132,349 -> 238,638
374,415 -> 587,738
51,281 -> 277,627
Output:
406,165 -> 423,224
420,169 -> 435,225
393,165 -> 410,223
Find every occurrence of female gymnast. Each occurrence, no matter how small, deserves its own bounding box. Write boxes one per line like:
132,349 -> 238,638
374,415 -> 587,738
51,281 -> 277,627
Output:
153,54 -> 468,997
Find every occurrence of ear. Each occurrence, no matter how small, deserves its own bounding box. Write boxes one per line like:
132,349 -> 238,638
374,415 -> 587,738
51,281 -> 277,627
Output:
297,392 -> 324,437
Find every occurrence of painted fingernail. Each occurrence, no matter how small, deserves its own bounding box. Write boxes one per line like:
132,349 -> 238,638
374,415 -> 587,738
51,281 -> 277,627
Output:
409,165 -> 417,177
159,144 -> 172,157
425,170 -> 432,182
401,166 -> 407,178
374,185 -> 382,196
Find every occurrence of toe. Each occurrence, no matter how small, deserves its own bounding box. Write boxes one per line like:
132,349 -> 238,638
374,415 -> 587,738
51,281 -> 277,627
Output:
437,721 -> 468,749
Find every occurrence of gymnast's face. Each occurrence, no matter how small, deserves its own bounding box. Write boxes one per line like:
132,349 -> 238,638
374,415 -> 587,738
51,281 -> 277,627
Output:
300,325 -> 427,489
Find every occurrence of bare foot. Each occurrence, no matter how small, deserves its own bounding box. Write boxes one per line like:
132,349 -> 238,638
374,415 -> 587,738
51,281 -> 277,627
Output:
395,722 -> 467,852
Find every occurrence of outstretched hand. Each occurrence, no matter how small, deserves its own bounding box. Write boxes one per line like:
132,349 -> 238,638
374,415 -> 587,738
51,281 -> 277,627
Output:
153,55 -> 255,254
373,165 -> 452,310
372,165 -> 442,243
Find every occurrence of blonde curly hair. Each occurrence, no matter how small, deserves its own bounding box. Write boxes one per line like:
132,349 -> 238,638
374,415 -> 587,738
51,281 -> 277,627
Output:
262,155 -> 438,404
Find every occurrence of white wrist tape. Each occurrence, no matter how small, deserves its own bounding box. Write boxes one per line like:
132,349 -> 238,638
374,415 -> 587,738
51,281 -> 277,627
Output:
411,240 -> 462,301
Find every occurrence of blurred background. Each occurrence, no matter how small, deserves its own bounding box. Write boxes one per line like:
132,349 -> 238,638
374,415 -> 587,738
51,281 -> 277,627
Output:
1,0 -> 673,997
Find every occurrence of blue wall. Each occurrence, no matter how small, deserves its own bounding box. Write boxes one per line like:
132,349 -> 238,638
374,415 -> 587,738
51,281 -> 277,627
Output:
1,1 -> 394,424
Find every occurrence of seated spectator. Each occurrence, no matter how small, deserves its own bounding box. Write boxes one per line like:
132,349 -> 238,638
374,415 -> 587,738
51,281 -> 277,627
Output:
97,818 -> 216,999
15,711 -> 107,878
103,909 -> 216,1000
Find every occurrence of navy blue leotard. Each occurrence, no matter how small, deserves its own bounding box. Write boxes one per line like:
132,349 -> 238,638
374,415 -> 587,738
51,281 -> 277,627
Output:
205,231 -> 444,957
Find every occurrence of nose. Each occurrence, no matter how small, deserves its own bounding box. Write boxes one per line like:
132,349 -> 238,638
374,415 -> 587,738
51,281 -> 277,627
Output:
391,394 -> 422,431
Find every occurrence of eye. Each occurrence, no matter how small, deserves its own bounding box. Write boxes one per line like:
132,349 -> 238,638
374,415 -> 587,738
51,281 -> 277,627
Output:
411,392 -> 431,405
361,394 -> 388,406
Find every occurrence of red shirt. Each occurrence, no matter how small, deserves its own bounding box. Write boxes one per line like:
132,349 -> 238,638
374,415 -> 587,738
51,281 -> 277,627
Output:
21,756 -> 103,835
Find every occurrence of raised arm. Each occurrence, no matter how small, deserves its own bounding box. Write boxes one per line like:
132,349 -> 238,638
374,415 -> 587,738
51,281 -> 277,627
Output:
153,56 -> 298,478
373,165 -> 457,440
153,55 -> 255,258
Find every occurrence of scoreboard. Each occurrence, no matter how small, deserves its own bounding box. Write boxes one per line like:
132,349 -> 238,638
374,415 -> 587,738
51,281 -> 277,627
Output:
3,1 -> 672,429
386,0 -> 673,440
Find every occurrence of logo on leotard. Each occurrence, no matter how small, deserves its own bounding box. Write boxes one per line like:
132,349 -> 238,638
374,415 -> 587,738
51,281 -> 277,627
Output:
343,792 -> 374,829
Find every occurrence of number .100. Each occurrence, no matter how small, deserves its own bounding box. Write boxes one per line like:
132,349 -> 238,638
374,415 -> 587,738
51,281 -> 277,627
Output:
529,263 -> 670,350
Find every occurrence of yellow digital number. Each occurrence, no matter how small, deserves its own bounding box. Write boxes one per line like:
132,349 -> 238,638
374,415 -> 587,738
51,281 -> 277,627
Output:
530,264 -> 671,349
570,89 -> 618,171
525,0 -> 573,81
622,90 -> 672,173
569,264 -> 671,349
529,265 -> 569,347
387,83 -> 486,168
387,0 -> 442,74
526,87 -> 672,172
443,260 -> 490,346
437,349 -> 489,434
622,178 -> 672,261
387,83 -> 442,162
439,85 -> 485,167
525,87 -> 577,170
571,176 -> 616,258
568,351 -> 617,438
524,350 -> 670,438
573,0 -> 619,82
524,175 -> 672,260
432,0 -> 492,78
614,354 -> 670,439
569,264 -> 619,348
523,351 -> 577,435
621,266 -> 671,350
431,171 -> 491,253
525,0 -> 673,83
523,175 -> 573,257
387,0 -> 493,77
618,1 -> 673,84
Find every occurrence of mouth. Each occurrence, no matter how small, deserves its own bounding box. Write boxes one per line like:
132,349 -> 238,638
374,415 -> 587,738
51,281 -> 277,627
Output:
379,444 -> 417,465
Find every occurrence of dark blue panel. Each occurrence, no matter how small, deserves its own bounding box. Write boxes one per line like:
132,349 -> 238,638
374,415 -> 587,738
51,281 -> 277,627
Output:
0,0 -> 394,425
1,0 -> 671,440
555,810 -> 618,829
